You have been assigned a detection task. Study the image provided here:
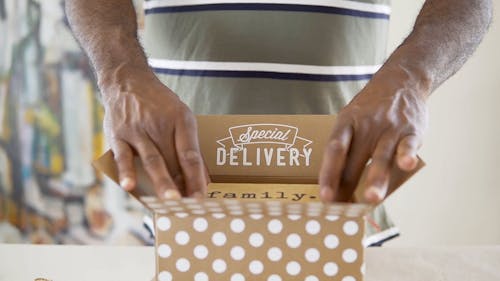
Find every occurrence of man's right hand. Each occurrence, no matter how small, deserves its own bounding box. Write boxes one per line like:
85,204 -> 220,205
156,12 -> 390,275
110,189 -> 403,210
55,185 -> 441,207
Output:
100,64 -> 208,199
65,0 -> 208,199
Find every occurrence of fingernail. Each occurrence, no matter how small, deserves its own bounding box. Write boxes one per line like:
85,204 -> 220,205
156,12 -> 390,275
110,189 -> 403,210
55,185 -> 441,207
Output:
398,155 -> 417,171
163,189 -> 181,200
320,186 -> 334,202
120,177 -> 134,190
365,187 -> 384,203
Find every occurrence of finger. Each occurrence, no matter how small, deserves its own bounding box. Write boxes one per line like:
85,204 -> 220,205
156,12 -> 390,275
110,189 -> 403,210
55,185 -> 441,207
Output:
202,156 -> 212,186
396,134 -> 421,171
334,132 -> 372,202
319,124 -> 353,202
147,124 -> 185,193
110,138 -> 136,191
363,134 -> 398,204
175,115 -> 208,198
133,137 -> 180,199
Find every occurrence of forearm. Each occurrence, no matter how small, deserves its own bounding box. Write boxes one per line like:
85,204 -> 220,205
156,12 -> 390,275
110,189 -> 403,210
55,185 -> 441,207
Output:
320,0 -> 492,203
376,0 -> 493,97
65,0 -> 150,88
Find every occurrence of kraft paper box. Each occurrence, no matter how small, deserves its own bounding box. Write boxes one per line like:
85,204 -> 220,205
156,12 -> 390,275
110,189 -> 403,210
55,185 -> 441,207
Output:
93,115 -> 423,281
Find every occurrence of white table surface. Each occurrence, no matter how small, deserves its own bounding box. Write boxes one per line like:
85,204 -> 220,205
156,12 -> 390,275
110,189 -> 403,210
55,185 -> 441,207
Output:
0,244 -> 499,281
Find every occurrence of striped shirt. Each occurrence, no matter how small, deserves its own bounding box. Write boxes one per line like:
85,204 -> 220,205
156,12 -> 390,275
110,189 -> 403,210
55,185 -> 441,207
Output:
142,0 -> 391,114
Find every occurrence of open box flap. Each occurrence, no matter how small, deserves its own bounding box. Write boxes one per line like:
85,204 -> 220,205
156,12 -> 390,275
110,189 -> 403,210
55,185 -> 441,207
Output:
93,115 -> 424,217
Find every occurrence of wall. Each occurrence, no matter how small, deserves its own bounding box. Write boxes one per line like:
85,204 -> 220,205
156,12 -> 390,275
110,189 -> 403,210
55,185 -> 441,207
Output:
0,0 -> 149,245
384,1 -> 500,246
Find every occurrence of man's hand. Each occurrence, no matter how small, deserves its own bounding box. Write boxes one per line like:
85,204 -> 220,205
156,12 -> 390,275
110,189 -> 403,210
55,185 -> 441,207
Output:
319,0 -> 492,203
66,0 -> 209,199
101,65 -> 208,199
319,67 -> 428,204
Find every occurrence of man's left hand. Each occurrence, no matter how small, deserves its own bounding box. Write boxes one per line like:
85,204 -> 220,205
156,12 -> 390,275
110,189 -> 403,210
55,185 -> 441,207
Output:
319,67 -> 429,203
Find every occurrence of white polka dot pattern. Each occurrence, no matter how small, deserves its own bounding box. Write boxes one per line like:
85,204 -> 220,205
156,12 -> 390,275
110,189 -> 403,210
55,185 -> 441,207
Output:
212,259 -> 227,274
249,260 -> 264,275
286,233 -> 302,248
230,246 -> 245,261
342,249 -> 358,263
230,219 -> 246,233
267,274 -> 282,281
157,217 -> 171,231
305,276 -> 319,281
231,273 -> 245,281
306,220 -> 321,235
193,218 -> 208,232
249,233 -> 264,248
286,261 -> 301,276
343,221 -> 359,236
194,271 -> 209,281
305,248 -> 320,263
324,234 -> 340,249
193,245 -> 208,260
157,244 -> 172,258
267,219 -> 283,234
324,262 -> 339,277
158,271 -> 172,281
175,231 -> 190,245
175,258 -> 190,272
211,232 -> 227,246
267,247 -> 282,262
150,197 -> 367,281
250,214 -> 263,220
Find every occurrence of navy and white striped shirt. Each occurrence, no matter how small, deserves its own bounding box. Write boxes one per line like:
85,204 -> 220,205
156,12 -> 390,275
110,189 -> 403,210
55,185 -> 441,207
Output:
142,0 -> 391,114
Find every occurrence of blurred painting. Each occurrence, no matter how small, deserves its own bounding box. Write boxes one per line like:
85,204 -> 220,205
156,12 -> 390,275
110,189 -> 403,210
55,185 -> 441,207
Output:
0,0 -> 151,245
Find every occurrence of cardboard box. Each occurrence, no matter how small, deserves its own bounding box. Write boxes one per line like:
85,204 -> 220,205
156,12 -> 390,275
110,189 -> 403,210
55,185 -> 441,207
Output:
93,115 -> 423,281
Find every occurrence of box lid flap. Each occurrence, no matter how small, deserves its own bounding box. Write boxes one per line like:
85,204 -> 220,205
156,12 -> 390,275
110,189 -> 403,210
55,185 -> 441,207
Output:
93,115 -> 424,209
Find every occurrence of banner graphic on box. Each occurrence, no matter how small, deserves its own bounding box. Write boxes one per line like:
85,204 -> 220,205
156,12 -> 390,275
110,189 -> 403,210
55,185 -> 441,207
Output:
215,123 -> 313,167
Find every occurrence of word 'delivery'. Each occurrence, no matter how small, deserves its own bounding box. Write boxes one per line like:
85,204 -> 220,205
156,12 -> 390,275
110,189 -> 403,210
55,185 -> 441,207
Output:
216,147 -> 313,167
215,123 -> 314,167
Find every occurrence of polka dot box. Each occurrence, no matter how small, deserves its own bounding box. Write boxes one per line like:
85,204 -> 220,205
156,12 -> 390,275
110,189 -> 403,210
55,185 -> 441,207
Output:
93,115 -> 424,281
